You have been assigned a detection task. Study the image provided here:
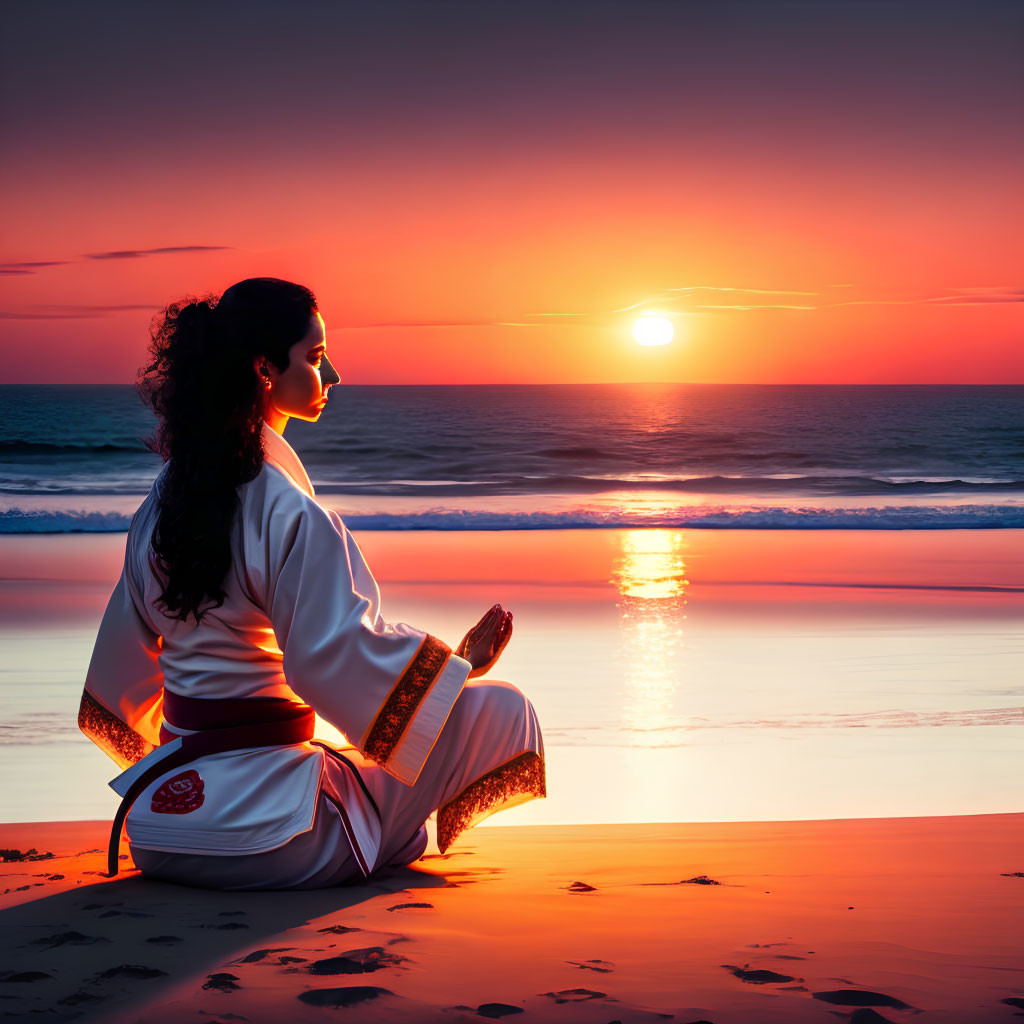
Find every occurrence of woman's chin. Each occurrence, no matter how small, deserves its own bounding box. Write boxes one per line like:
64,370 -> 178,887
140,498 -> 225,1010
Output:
300,403 -> 328,421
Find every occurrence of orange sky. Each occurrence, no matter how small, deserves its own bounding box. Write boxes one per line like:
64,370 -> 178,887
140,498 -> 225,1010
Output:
1,1 -> 1021,384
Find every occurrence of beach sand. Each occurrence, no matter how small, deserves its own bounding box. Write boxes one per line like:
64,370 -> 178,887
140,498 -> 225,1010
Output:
2,813 -> 1022,1023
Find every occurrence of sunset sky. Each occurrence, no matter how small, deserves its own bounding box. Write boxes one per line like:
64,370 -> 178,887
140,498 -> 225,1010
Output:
1,0 -> 1021,385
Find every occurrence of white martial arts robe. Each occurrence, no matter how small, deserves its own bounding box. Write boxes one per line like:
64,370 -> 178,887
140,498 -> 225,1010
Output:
79,421 -> 545,888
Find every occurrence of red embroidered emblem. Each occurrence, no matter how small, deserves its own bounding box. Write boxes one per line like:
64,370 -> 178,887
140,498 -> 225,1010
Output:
151,769 -> 205,814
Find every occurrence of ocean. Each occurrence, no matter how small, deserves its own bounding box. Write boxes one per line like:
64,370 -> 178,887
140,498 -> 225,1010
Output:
1,383 -> 1022,531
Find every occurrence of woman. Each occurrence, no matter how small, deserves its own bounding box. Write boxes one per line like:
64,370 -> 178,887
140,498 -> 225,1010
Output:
78,277 -> 546,890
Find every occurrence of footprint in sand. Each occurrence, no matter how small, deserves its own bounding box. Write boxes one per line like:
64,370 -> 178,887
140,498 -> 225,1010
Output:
476,1003 -> 524,1018
231,947 -> 293,965
27,931 -> 111,950
297,986 -> 393,1008
847,1010 -> 899,1024
565,959 -> 615,973
640,875 -> 722,887
92,965 -> 167,981
540,989 -> 606,1004
203,973 -> 242,992
722,965 -> 798,985
811,990 -> 912,1010
57,991 -> 104,1007
306,947 -> 408,975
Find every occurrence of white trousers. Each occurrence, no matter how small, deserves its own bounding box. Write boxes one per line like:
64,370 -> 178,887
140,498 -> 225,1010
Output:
130,679 -> 544,890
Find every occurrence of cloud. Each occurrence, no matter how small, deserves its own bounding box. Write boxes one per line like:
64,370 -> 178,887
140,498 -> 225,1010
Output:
83,245 -> 232,261
0,260 -> 75,276
0,246 -> 232,274
515,283 -> 1024,322
921,288 -> 1024,305
0,304 -> 159,320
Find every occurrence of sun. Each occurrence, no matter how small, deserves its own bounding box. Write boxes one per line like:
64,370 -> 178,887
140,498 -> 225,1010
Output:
632,316 -> 674,346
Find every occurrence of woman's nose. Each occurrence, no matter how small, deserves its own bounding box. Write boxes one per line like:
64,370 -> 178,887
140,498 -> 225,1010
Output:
321,353 -> 341,386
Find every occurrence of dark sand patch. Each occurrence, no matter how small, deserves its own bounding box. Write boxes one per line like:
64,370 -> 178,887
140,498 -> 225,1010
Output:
565,881 -> 597,892
541,988 -> 606,1003
58,990 -> 104,1006
476,1003 -> 524,1018
641,875 -> 722,886
230,947 -> 292,965
849,1010 -> 898,1024
297,986 -> 393,1008
28,930 -> 111,949
722,965 -> 796,985
0,848 -> 54,862
203,973 -> 241,992
94,964 -> 168,980
307,947 -> 408,975
566,959 -> 615,972
812,989 -> 911,1009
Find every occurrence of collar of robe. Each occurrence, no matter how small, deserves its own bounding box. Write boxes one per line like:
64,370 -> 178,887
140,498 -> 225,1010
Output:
261,420 -> 315,498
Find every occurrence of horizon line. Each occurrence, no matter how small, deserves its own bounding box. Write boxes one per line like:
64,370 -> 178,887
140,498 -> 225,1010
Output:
2,381 -> 1023,389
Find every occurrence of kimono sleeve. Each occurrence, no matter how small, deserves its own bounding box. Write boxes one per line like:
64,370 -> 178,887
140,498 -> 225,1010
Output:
78,541 -> 164,770
258,492 -> 470,787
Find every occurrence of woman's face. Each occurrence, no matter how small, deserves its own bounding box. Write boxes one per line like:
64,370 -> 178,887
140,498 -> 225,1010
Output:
259,312 -> 340,423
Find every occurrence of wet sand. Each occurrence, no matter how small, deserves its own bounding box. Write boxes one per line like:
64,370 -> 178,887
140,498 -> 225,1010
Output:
1,528 -> 1022,825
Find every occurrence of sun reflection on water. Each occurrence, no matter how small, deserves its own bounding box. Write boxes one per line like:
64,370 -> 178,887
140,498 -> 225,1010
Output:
611,530 -> 689,744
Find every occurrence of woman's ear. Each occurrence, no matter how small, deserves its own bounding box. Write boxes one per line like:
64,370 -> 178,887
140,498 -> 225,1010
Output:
252,355 -> 272,386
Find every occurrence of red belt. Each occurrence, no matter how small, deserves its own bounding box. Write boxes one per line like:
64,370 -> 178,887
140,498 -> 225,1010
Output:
106,695 -> 315,877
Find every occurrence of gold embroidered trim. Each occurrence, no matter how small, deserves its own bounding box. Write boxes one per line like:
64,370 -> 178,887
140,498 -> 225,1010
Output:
364,634 -> 451,766
78,689 -> 153,769
437,751 -> 546,853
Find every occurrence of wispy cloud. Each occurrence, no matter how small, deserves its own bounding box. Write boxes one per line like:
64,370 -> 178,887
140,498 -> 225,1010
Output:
83,245 -> 232,261
512,284 -> 1024,323
329,283 -> 1024,331
0,245 -> 232,275
0,304 -> 159,320
0,260 -> 75,276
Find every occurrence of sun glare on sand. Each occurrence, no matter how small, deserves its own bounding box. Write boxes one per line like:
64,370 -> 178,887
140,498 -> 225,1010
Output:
632,316 -> 674,346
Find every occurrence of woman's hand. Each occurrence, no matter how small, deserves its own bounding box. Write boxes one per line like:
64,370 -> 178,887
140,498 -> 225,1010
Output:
456,604 -> 513,679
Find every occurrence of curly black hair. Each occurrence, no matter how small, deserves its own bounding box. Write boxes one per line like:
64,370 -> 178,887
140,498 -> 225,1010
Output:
137,277 -> 318,624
